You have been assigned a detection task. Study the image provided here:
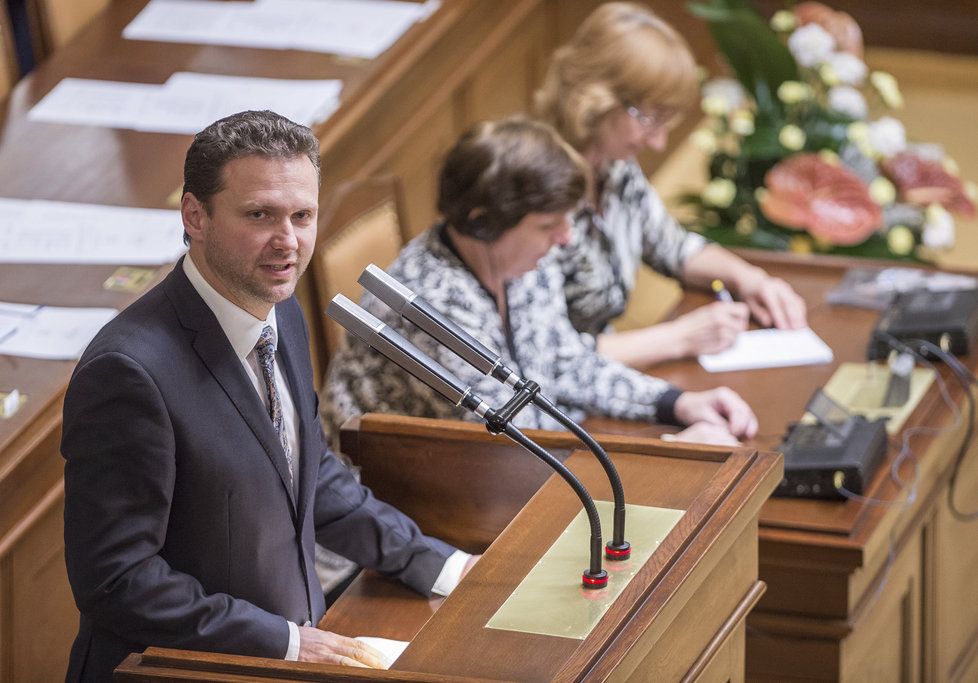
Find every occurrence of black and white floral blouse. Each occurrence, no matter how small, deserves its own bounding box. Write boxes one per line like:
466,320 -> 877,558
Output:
559,159 -> 709,337
322,224 -> 681,438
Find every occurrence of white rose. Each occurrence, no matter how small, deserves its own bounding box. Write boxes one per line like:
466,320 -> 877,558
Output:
778,124 -> 806,151
922,205 -> 955,250
827,86 -> 868,119
777,80 -> 812,105
868,116 -> 907,158
702,78 -> 747,113
770,10 -> 796,32
787,24 -> 835,68
824,53 -> 867,85
702,178 -> 737,208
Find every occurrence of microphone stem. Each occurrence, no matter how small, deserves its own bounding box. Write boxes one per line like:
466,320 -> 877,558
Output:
501,423 -> 605,576
533,395 -> 626,547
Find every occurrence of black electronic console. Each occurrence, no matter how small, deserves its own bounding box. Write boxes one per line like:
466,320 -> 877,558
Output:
867,287 -> 978,360
774,390 -> 889,500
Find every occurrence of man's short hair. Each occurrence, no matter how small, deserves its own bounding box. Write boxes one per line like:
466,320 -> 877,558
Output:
437,117 -> 587,242
182,110 -> 321,244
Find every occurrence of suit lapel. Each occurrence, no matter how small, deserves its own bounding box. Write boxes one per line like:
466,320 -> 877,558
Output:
165,262 -> 298,514
276,309 -> 315,524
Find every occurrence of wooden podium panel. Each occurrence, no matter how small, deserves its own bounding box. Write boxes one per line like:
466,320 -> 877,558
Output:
116,415 -> 781,682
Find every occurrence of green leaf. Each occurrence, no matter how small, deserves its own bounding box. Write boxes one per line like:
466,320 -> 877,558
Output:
688,0 -> 799,116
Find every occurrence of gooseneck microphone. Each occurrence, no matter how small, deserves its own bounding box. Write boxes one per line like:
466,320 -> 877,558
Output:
358,264 -> 630,560
327,295 -> 609,588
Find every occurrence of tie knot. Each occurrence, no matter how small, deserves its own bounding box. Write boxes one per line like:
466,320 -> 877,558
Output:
256,325 -> 276,359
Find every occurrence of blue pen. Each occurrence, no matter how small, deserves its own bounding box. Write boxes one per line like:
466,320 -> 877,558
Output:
711,279 -> 734,303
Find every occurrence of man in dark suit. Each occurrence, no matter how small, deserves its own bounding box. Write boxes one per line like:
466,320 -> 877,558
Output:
61,110 -> 471,681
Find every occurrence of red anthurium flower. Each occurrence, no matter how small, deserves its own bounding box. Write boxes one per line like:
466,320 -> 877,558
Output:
760,153 -> 882,245
882,151 -> 976,218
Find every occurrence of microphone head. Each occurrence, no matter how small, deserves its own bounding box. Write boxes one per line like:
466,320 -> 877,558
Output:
359,264 -> 414,314
326,294 -> 384,337
326,295 -> 471,407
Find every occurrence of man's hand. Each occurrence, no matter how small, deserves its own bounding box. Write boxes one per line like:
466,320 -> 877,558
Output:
673,387 -> 758,440
297,627 -> 388,668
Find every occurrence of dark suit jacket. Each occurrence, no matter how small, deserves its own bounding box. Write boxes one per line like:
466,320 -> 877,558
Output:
61,260 -> 453,682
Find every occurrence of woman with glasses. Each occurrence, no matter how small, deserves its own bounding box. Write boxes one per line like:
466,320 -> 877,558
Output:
324,117 -> 757,446
536,2 -> 807,368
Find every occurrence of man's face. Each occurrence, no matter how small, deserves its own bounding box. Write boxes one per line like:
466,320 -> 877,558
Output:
183,155 -> 319,319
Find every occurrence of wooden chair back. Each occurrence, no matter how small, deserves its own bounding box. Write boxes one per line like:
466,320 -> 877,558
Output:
27,0 -> 110,57
311,175 -> 410,374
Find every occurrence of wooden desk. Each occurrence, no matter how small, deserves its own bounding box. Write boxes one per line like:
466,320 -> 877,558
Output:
0,1 -> 603,679
617,251 -> 978,682
116,416 -> 782,681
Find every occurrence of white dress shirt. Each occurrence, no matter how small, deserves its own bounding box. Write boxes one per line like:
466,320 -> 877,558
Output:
183,255 -> 468,661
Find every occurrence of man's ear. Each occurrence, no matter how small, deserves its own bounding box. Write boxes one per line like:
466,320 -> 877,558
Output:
181,192 -> 206,241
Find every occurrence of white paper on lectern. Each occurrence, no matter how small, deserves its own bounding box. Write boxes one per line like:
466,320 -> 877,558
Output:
0,304 -> 117,360
353,637 -> 409,669
0,199 -> 185,265
698,327 -> 834,372
123,0 -> 433,58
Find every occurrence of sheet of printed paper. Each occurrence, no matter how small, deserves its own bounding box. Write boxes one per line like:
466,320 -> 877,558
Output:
0,303 -> 117,360
123,0 -> 436,58
0,199 -> 185,265
27,78 -> 159,128
28,74 -> 341,134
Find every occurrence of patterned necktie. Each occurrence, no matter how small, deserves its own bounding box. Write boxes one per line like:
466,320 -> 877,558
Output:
255,326 -> 295,491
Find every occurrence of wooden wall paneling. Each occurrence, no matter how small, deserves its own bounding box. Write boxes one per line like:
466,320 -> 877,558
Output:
461,1 -> 547,123
381,102 -> 458,239
839,530 -> 922,683
1,482 -> 75,683
934,436 -> 978,681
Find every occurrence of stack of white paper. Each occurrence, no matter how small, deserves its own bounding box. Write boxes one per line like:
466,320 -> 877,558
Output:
0,198 -> 184,265
698,327 -> 834,373
0,303 -> 117,360
28,73 -> 342,134
124,0 -> 438,59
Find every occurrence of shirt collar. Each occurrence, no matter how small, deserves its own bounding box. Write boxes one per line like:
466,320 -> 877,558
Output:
183,254 -> 278,361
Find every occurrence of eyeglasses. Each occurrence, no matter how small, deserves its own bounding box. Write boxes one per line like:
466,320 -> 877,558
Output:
625,105 -> 673,131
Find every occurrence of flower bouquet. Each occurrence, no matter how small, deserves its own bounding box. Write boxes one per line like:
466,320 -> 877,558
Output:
682,0 -> 976,260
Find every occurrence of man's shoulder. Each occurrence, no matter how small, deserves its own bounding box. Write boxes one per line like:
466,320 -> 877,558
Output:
79,276 -> 182,368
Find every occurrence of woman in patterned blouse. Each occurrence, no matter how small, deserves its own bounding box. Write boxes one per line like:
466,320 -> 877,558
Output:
324,117 -> 757,445
536,2 -> 807,368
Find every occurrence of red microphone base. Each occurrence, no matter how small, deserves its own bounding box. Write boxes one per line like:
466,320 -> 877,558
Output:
605,540 -> 631,561
582,568 -> 609,589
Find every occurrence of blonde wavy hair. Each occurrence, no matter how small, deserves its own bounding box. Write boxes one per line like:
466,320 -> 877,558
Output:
534,2 -> 699,150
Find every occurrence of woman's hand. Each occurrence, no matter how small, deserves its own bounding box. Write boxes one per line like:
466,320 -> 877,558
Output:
673,386 -> 758,439
734,269 -> 807,330
667,301 -> 749,356
669,421 -> 741,446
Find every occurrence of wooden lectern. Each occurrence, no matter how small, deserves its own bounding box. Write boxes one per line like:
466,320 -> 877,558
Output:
116,415 -> 781,681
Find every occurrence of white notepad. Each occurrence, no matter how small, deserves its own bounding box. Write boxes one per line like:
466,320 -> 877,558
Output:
698,327 -> 833,372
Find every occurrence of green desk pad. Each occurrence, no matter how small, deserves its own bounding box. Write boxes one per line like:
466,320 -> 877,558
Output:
485,500 -> 685,640
801,362 -> 935,434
